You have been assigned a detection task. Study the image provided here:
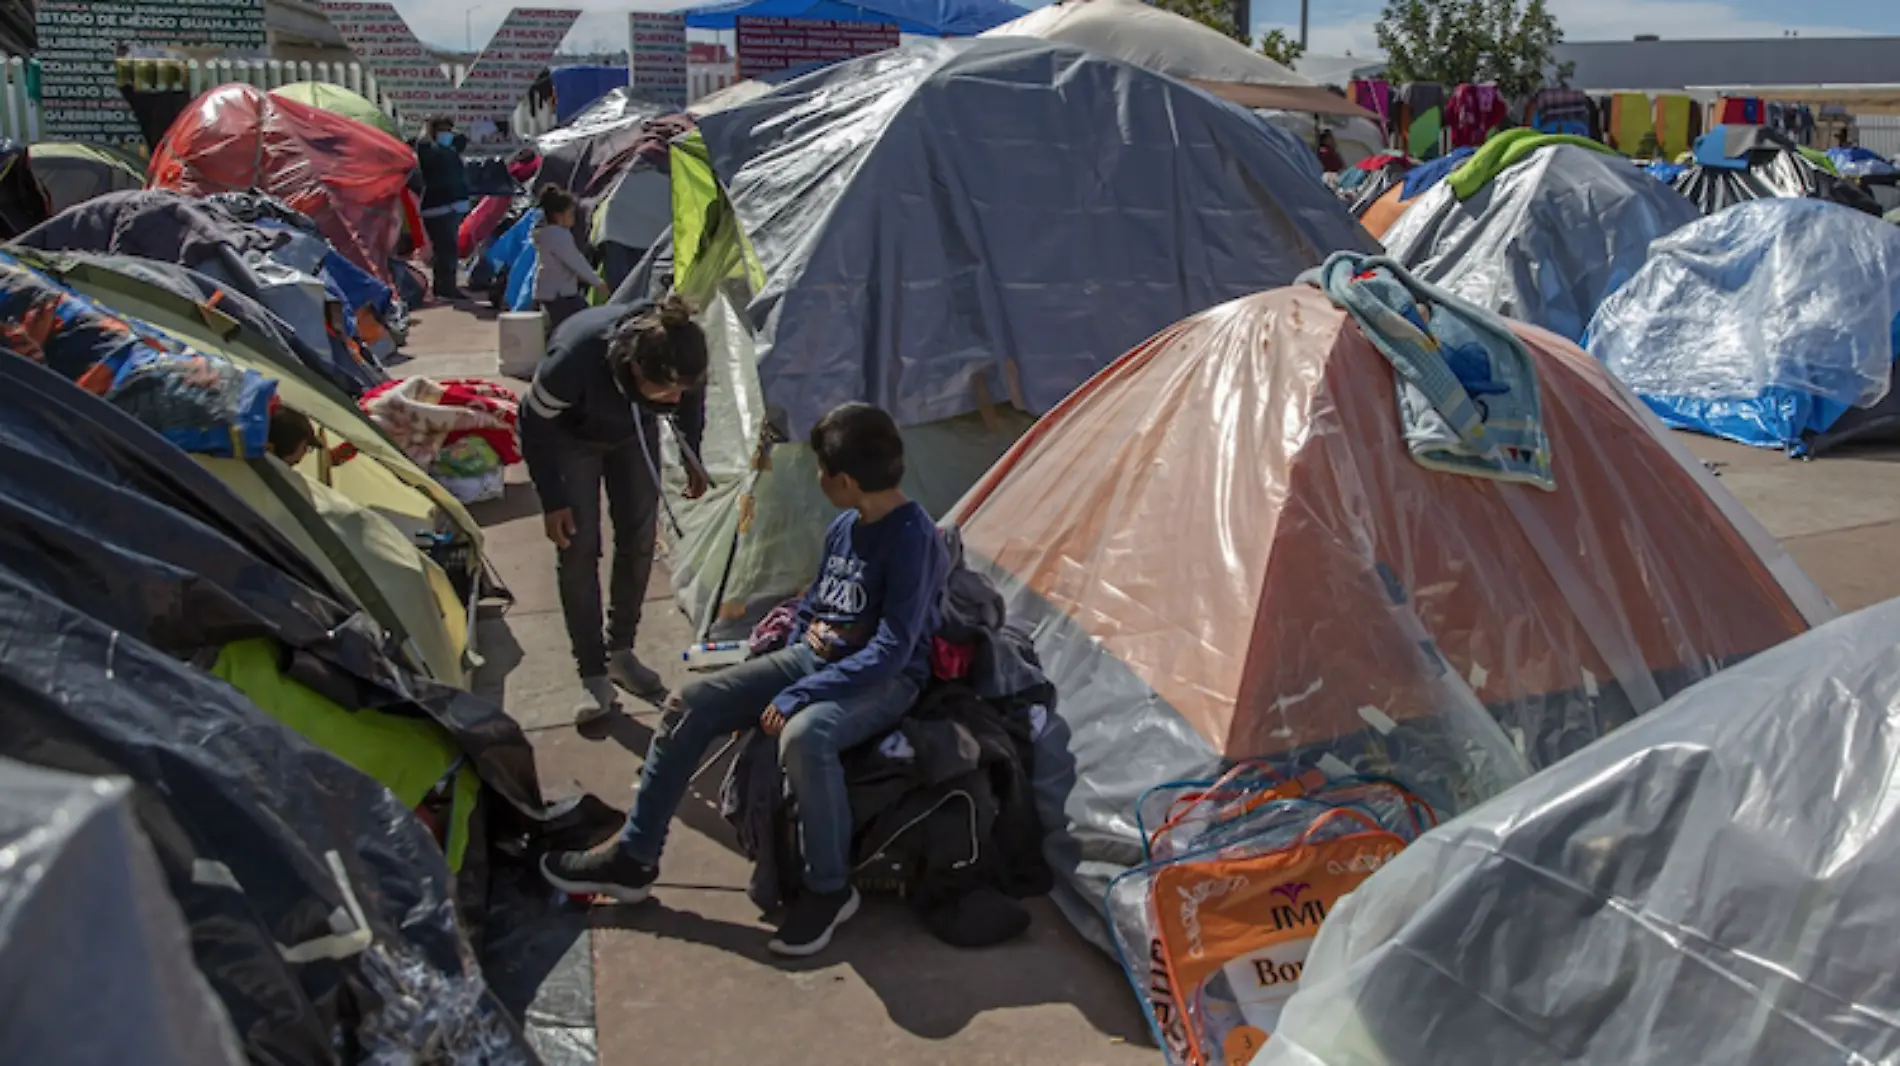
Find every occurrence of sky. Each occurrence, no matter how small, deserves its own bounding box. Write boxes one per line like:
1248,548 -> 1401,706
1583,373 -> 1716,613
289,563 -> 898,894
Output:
396,0 -> 1900,57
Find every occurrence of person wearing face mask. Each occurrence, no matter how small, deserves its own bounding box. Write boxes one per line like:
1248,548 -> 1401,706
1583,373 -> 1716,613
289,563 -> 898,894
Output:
520,294 -> 715,722
416,116 -> 472,301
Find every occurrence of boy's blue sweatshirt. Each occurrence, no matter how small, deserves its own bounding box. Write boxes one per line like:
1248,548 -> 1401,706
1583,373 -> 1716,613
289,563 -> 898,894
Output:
772,501 -> 949,716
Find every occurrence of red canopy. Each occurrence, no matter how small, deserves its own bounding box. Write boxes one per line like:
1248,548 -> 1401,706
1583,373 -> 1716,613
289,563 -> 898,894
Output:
148,83 -> 417,282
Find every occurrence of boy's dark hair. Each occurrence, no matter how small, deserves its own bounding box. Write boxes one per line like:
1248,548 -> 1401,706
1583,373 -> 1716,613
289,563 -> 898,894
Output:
428,116 -> 455,135
607,293 -> 708,392
810,402 -> 905,492
536,183 -> 576,219
269,406 -> 316,458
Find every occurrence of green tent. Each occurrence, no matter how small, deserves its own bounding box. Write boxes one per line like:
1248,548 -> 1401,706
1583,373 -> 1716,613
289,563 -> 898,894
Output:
28,142 -> 146,214
271,82 -> 401,138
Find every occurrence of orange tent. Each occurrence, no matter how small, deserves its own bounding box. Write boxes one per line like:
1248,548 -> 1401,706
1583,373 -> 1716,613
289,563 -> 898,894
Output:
1358,182 -> 1418,239
149,83 -> 417,282
948,285 -> 1829,914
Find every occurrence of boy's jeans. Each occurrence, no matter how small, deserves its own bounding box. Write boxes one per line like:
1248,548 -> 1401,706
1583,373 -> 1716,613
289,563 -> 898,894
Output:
619,644 -> 919,894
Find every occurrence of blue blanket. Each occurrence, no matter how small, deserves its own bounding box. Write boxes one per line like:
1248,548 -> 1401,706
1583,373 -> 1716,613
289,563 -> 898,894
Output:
1302,251 -> 1555,491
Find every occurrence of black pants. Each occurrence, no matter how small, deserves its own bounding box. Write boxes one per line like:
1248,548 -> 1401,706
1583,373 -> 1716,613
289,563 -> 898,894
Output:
552,422 -> 662,678
423,210 -> 464,298
540,296 -> 588,336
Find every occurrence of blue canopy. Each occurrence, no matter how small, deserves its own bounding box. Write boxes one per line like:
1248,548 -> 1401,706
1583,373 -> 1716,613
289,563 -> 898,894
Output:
680,0 -> 1028,35
551,66 -> 631,125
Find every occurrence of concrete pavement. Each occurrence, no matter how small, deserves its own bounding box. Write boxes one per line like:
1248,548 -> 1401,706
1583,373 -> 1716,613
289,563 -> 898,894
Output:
400,305 -> 1900,1065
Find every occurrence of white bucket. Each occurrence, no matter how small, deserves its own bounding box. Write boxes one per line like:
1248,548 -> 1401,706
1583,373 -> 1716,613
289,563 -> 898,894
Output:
498,311 -> 547,380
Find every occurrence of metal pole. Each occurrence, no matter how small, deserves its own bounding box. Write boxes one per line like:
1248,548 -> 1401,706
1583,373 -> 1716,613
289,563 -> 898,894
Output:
1299,0 -> 1310,49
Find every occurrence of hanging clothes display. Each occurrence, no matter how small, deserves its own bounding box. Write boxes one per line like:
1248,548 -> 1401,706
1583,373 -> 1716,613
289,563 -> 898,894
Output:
1350,79 -> 1395,139
1523,88 -> 1595,139
1400,83 -> 1446,160
1717,97 -> 1764,125
1446,84 -> 1509,149
1651,94 -> 1696,158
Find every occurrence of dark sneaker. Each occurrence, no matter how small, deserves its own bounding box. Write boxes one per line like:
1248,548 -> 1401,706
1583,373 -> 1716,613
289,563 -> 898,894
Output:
539,844 -> 658,904
608,650 -> 668,701
768,887 -> 861,957
574,676 -> 619,725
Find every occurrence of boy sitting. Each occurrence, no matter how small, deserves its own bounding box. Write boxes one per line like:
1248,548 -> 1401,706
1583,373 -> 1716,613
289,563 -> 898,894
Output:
541,402 -> 950,957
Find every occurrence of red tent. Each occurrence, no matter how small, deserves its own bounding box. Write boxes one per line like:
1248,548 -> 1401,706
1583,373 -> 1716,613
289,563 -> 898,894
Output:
148,83 -> 417,282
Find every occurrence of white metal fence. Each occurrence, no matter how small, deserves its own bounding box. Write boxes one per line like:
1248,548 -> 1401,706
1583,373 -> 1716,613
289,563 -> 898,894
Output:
0,54 -> 557,145
1858,115 -> 1900,159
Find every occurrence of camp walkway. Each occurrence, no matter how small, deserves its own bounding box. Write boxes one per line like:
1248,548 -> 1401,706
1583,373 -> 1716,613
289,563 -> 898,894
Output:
399,304 -> 1900,1065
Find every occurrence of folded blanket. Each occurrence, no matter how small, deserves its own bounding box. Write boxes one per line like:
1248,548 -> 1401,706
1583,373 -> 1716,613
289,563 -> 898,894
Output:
1302,251 -> 1555,491
1446,129 -> 1617,200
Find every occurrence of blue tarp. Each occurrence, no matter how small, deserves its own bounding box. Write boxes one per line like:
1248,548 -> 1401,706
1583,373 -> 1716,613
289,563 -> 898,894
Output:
1400,147 -> 1474,199
485,209 -> 541,313
551,66 -> 631,125
1586,198 -> 1900,454
1829,145 -> 1899,178
682,0 -> 1028,34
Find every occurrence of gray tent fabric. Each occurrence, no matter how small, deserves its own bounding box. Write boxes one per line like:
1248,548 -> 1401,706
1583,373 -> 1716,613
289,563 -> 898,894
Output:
1258,596 -> 1900,1066
1380,145 -> 1700,343
694,36 -> 1378,440
0,758 -> 244,1066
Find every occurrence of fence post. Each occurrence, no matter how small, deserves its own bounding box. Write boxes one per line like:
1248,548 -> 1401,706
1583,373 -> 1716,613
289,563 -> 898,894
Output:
2,57 -> 22,143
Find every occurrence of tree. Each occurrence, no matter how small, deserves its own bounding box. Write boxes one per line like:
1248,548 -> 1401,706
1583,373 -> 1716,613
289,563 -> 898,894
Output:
1257,28 -> 1306,67
1374,0 -> 1574,99
1152,0 -> 1249,44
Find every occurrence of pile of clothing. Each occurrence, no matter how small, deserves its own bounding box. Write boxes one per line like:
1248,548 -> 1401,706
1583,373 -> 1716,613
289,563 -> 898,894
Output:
1105,763 -> 1438,1064
723,528 -> 1057,947
360,377 -> 522,503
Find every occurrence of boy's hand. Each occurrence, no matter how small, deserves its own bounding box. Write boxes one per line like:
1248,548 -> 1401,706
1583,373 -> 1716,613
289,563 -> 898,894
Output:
684,465 -> 710,499
804,621 -> 835,658
543,508 -> 576,549
760,706 -> 787,736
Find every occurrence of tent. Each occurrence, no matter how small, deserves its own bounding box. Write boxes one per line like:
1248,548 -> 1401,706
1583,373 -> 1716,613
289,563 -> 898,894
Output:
1355,148 -> 1476,240
944,282 -> 1828,936
682,0 -> 1027,34
0,248 -> 492,679
1673,124 -> 1881,216
269,81 -> 401,138
27,142 -> 147,215
1382,144 -> 1701,342
625,37 -> 1376,632
0,139 -> 48,239
0,759 -> 244,1066
1260,594 -> 1900,1066
687,61 -> 831,117
550,65 -> 632,124
1587,198 -> 1900,457
983,0 -> 1372,118
148,83 -> 419,282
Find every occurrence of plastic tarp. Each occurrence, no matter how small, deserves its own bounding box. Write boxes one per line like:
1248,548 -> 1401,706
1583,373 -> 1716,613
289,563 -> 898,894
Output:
552,65 -> 632,124
1673,125 -> 1882,217
639,37 -> 1375,632
944,283 -> 1830,942
1382,145 -> 1701,343
269,82 -> 401,138
1257,594 -> 1900,1066
535,89 -> 673,197
149,83 -> 419,282
1586,198 -> 1900,454
1828,144 -> 1899,178
28,142 -> 147,215
683,0 -> 1028,34
983,0 -> 1371,118
0,758 -> 244,1066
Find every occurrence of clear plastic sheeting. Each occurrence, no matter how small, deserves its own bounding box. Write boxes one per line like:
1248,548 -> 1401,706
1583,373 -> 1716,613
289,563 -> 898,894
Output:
947,285 -> 1829,940
693,36 -> 1376,440
0,759 -> 244,1066
1258,596 -> 1900,1066
1586,198 -> 1900,452
1380,146 -> 1700,343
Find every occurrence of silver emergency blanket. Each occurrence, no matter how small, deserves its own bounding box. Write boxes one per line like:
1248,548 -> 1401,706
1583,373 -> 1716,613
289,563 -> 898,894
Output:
0,759 -> 243,1066
1258,595 -> 1900,1066
1380,145 -> 1699,343
693,35 -> 1377,439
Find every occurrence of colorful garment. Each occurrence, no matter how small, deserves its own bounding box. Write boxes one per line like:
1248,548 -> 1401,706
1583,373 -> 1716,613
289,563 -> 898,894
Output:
361,376 -> 521,469
1446,84 -> 1508,149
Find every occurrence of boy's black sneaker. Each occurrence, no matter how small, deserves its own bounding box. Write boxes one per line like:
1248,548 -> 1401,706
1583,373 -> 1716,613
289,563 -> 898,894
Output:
768,886 -> 861,957
540,845 -> 658,904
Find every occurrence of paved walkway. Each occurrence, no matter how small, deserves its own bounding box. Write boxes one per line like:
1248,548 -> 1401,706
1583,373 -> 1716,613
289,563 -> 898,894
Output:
400,307 -> 1900,1065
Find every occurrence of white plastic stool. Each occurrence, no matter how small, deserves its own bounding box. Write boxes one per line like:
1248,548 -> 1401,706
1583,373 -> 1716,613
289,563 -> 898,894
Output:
498,311 -> 547,380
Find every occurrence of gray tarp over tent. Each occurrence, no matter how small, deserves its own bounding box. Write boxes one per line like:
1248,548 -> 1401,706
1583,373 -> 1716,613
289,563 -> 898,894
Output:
625,37 -> 1377,632
1260,594 -> 1900,1066
1380,145 -> 1701,343
0,759 -> 244,1066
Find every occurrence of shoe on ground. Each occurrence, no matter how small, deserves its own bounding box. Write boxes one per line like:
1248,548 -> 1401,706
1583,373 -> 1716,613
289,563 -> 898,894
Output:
540,845 -> 658,904
608,649 -> 668,701
575,675 -> 620,725
768,886 -> 861,957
